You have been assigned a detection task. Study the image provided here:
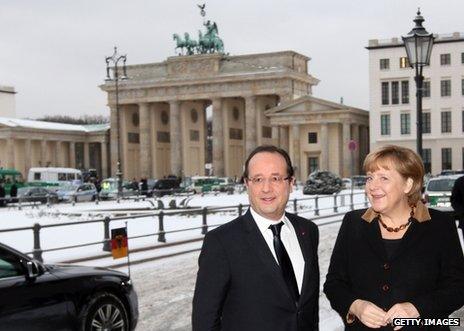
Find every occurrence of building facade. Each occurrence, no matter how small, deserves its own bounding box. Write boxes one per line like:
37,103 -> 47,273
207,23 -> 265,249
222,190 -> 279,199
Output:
101,51 -> 369,181
367,32 -> 464,174
0,118 -> 110,179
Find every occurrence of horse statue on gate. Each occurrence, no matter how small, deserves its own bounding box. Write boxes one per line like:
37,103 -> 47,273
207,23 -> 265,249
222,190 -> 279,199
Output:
172,33 -> 186,55
183,32 -> 198,55
197,20 -> 224,54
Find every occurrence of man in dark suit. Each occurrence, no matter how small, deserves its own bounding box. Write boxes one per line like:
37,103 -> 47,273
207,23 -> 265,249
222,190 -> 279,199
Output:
192,145 -> 319,331
451,175 -> 464,236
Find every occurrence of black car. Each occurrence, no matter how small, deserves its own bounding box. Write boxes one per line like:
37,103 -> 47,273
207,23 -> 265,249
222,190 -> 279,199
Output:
151,178 -> 182,197
16,187 -> 59,204
303,171 -> 343,195
0,242 -> 138,331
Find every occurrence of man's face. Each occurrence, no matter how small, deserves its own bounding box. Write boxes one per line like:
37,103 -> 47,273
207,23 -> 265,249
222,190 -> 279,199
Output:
245,152 -> 294,221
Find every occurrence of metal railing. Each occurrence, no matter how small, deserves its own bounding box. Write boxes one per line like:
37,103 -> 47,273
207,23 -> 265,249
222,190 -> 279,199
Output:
0,191 -> 369,263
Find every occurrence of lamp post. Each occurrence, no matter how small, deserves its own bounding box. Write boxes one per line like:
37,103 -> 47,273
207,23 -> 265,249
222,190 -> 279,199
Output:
402,10 -> 434,158
105,47 -> 128,199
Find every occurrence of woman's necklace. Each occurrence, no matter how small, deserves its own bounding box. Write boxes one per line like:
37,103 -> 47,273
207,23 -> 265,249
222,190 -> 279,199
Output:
377,206 -> 415,233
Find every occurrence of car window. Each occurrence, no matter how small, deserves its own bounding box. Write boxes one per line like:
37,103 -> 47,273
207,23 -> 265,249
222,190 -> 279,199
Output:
0,249 -> 24,279
427,179 -> 456,192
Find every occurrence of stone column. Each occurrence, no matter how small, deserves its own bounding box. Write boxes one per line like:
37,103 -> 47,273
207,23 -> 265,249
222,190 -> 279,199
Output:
245,96 -> 257,157
139,102 -> 151,178
352,124 -> 360,175
169,100 -> 182,177
41,140 -> 47,167
320,122 -> 329,171
342,122 -> 351,177
272,126 -> 279,146
212,98 -> 224,176
83,142 -> 90,170
56,141 -> 63,167
25,139 -> 32,172
279,126 -> 289,152
291,125 -> 301,180
6,138 -> 15,168
69,142 -> 76,169
110,106 -> 119,176
101,141 -> 108,178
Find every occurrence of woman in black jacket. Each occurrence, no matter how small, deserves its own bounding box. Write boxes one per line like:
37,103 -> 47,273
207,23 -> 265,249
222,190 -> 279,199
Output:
324,145 -> 464,330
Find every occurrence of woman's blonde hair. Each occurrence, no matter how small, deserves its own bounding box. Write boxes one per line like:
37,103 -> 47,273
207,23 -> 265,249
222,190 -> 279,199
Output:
363,145 -> 424,205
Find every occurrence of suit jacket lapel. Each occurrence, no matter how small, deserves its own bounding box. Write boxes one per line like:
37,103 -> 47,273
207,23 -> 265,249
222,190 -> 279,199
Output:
242,210 -> 296,306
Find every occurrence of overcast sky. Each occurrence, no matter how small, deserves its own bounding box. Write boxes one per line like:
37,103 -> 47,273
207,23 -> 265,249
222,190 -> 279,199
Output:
2,0 -> 464,119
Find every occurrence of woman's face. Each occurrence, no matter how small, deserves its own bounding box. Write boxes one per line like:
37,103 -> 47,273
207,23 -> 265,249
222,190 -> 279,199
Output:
365,163 -> 413,216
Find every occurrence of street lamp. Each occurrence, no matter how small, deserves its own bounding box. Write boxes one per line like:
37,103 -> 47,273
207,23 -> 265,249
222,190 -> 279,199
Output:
105,47 -> 128,199
402,9 -> 434,158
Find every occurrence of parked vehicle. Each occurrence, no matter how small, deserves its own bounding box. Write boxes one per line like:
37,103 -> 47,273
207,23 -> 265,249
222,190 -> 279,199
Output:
184,176 -> 220,193
303,171 -> 342,195
216,177 -> 235,193
56,183 -> 97,202
0,242 -> 138,330
16,187 -> 59,204
351,175 -> 368,188
0,168 -> 25,196
424,174 -> 463,212
341,178 -> 352,189
99,178 -> 137,200
151,178 -> 182,197
439,169 -> 464,176
27,167 -> 82,189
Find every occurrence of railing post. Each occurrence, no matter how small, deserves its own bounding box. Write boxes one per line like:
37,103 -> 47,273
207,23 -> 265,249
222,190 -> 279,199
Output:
364,192 -> 369,207
202,207 -> 208,234
95,193 -> 99,205
46,194 -> 50,208
238,203 -> 243,216
102,217 -> 111,252
350,191 -> 354,210
18,197 -> 22,211
333,194 -> 338,213
32,223 -> 43,262
314,196 -> 319,216
158,211 -> 166,243
293,198 -> 298,215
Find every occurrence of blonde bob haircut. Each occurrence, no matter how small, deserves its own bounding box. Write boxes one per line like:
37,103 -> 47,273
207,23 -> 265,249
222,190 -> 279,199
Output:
363,145 -> 424,205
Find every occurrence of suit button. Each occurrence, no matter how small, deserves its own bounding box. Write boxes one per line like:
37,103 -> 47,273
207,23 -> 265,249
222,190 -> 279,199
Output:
383,263 -> 390,270
382,284 -> 390,292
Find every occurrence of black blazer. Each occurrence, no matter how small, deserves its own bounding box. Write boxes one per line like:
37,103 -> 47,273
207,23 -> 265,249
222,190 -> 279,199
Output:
192,210 -> 319,331
324,207 -> 464,330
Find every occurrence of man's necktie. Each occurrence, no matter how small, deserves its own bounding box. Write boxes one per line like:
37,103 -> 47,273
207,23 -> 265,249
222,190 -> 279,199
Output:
269,222 -> 300,303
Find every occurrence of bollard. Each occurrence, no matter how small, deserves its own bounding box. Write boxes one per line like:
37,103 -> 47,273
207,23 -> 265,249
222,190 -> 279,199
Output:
102,217 -> 111,252
350,191 -> 354,210
18,197 -> 22,211
32,223 -> 43,262
46,194 -> 50,208
72,194 -> 76,206
314,196 -> 319,216
238,203 -> 243,216
333,194 -> 338,213
201,207 -> 208,235
293,198 -> 298,215
158,211 -> 166,243
95,193 -> 99,205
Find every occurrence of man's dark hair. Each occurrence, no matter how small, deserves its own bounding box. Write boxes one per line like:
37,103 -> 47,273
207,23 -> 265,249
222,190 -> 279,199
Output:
242,145 -> 294,180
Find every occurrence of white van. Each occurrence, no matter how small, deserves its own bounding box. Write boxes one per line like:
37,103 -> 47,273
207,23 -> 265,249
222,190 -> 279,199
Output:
27,167 -> 83,186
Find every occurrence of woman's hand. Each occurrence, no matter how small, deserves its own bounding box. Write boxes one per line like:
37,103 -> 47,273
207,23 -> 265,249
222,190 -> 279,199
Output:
349,299 -> 388,328
384,302 -> 420,330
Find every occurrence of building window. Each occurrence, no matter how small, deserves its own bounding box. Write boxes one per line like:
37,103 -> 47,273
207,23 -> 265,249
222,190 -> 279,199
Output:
157,131 -> 170,143
380,114 -> 390,135
127,132 -> 140,144
422,112 -> 431,134
423,81 -> 431,97
422,149 -> 431,174
440,53 -> 451,65
391,81 -> 399,104
399,57 -> 410,68
462,79 -> 464,96
190,130 -> 199,141
132,113 -> 139,127
441,79 -> 451,97
400,113 -> 410,135
401,81 -> 409,104
462,52 -> 464,64
462,110 -> 464,132
441,111 -> 452,133
308,132 -> 318,143
381,82 -> 389,105
380,58 -> 390,70
229,128 -> 243,140
441,148 -> 452,170
262,126 -> 272,138
308,157 -> 319,174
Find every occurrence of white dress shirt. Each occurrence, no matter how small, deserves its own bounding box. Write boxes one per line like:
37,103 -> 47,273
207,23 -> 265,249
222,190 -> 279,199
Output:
250,207 -> 305,293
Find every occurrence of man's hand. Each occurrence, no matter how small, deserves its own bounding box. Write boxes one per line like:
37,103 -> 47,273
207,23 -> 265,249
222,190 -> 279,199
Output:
349,299 -> 387,328
384,302 -> 420,330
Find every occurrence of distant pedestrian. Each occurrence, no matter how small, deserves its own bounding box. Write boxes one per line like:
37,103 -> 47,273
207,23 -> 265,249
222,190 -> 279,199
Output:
131,178 -> 139,192
0,183 -> 5,207
140,178 -> 148,196
451,175 -> 464,236
10,182 -> 18,198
